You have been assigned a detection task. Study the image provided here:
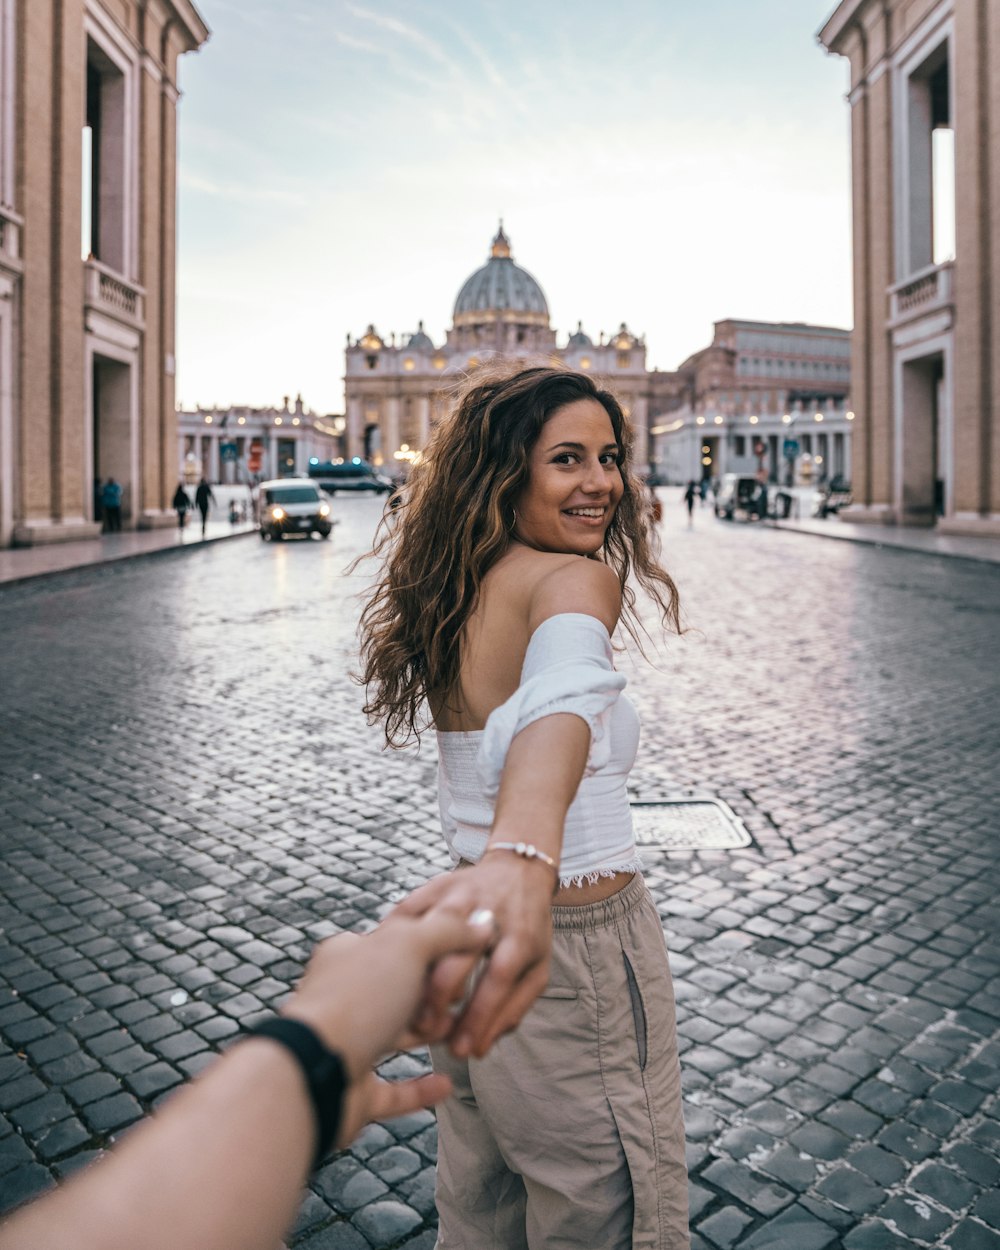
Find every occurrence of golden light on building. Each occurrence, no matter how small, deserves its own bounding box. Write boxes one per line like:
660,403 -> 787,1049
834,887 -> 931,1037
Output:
782,414 -> 792,424
237,416 -> 246,425
713,415 -> 723,425
749,415 -> 759,424
814,412 -> 824,421
403,358 -> 415,371
696,416 -> 706,425
846,411 -> 856,421
580,356 -> 591,370
274,417 -> 283,425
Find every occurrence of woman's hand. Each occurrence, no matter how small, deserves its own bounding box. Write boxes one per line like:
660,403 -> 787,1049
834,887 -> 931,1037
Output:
392,855 -> 555,1059
283,907 -> 496,1123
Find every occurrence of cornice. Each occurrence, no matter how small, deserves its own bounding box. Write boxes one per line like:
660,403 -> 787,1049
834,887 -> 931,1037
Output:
168,0 -> 210,48
818,0 -> 870,52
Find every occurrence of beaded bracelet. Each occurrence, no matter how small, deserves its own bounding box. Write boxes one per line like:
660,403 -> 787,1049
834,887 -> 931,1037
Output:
484,841 -> 559,879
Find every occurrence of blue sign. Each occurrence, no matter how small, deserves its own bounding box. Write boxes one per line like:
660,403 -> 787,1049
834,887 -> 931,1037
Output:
220,442 -> 238,462
783,438 -> 800,459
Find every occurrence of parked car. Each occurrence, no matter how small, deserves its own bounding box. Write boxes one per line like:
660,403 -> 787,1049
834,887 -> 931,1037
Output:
257,479 -> 333,541
308,460 -> 394,495
714,474 -> 768,521
814,477 -> 853,518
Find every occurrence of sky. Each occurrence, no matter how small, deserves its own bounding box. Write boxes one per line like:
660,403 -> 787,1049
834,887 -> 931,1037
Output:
174,0 -> 852,414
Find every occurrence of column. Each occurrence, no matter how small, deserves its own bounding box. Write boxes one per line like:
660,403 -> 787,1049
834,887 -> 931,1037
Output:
346,394 -> 363,459
631,395 -> 649,473
384,395 -> 401,464
417,395 -> 431,448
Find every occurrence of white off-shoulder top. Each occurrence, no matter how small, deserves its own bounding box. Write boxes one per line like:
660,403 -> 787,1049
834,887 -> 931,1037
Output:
436,613 -> 642,889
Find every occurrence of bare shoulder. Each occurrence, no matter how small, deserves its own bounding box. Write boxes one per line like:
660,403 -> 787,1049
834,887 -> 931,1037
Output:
526,556 -> 622,635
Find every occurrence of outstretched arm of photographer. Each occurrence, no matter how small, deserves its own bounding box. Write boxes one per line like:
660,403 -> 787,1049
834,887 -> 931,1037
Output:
0,911 -> 493,1250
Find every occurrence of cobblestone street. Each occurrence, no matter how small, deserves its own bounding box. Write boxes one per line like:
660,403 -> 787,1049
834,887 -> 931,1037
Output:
2,492 -> 999,1249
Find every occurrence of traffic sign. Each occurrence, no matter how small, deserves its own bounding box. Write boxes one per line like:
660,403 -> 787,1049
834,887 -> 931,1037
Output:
220,442 -> 238,462
783,438 -> 800,459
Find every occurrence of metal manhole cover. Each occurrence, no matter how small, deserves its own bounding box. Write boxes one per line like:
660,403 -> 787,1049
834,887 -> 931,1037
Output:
630,797 -> 753,851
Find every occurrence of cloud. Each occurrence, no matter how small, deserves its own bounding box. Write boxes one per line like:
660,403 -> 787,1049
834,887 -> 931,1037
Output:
345,3 -> 459,73
180,170 -> 307,206
334,31 -> 387,56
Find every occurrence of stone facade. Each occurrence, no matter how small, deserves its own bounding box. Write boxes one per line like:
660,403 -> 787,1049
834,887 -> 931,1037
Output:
176,395 -> 344,486
820,0 -> 999,533
0,0 -> 209,548
653,320 -> 854,486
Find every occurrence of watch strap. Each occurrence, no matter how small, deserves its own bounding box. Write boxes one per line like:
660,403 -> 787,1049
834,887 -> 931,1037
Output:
245,1017 -> 348,1169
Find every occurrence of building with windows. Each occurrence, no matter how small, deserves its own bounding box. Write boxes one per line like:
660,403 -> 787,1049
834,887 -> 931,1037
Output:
345,225 -> 670,474
820,0 -> 998,533
651,319 -> 854,485
176,395 -> 344,485
0,0 -> 208,548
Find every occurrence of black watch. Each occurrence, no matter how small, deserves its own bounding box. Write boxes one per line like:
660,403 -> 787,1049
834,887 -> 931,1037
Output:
244,1017 -> 348,1169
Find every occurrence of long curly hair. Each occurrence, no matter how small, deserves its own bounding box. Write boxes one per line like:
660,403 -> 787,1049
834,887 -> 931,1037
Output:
357,361 -> 681,747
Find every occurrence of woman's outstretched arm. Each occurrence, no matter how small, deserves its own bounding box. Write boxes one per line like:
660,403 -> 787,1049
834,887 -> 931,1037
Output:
398,557 -> 624,1059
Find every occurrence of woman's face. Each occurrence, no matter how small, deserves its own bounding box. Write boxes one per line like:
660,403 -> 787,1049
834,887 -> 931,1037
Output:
513,397 -> 624,556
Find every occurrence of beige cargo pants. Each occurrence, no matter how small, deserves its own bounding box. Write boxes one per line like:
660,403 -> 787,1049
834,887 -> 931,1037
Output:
431,873 -> 689,1249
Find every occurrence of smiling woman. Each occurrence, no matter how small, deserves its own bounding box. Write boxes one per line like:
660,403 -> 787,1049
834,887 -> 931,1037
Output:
356,362 -> 689,1248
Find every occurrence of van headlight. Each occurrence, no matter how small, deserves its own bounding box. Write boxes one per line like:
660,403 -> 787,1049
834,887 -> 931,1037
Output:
319,503 -> 330,517
270,506 -> 286,521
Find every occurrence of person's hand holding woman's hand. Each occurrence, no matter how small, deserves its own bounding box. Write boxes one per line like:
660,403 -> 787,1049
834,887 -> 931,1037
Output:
391,854 -> 555,1059
282,908 -> 496,1144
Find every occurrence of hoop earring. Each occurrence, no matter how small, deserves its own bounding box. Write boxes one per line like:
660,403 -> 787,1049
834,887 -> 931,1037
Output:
509,507 -> 517,531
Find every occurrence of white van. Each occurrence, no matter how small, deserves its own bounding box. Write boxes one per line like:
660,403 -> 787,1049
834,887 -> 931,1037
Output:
257,479 -> 333,541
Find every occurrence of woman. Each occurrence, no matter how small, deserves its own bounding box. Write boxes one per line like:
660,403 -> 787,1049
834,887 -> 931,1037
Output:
359,363 -> 688,1248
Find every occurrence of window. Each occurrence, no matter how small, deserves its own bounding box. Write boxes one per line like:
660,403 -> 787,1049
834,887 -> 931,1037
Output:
903,39 -> 954,274
83,38 -> 127,270
734,436 -> 746,456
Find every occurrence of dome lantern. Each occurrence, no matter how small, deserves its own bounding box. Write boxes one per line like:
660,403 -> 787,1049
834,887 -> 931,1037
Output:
491,221 -> 512,259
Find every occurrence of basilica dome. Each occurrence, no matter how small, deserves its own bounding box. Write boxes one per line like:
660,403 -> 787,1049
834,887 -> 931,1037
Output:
453,225 -> 549,327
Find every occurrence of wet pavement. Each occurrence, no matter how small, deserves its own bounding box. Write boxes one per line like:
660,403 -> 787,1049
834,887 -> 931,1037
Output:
1,491 -> 999,1249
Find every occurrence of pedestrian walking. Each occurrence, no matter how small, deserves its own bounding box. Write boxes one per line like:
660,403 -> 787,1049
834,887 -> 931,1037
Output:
684,479 -> 697,526
194,477 -> 215,536
172,483 -> 192,530
101,478 -> 123,532
358,363 -> 689,1248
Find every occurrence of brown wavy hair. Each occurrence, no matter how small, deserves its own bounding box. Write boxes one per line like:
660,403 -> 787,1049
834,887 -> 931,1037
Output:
357,361 -> 681,747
